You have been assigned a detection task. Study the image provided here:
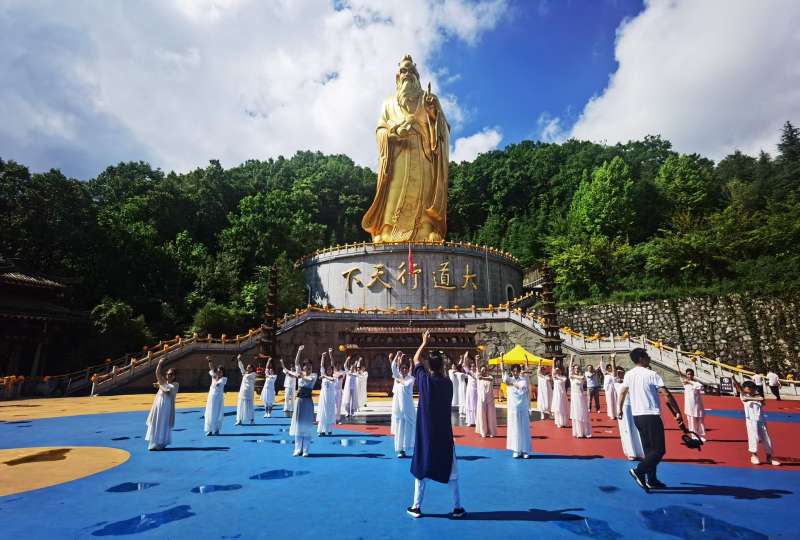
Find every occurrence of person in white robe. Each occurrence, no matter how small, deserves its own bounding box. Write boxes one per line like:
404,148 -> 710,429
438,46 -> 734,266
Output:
317,352 -> 338,436
235,354 -> 256,425
145,357 -> 178,450
473,365 -> 497,438
569,356 -> 592,438
682,368 -> 706,441
327,348 -> 346,424
448,362 -> 461,409
614,367 -> 644,460
390,351 -> 416,457
283,346 -> 318,456
358,361 -> 369,408
260,358 -> 277,418
283,361 -> 296,413
458,365 -> 468,418
502,357 -> 532,458
341,356 -> 359,417
536,365 -> 552,419
464,353 -> 479,426
604,355 -> 619,421
551,367 -> 570,428
204,357 -> 227,436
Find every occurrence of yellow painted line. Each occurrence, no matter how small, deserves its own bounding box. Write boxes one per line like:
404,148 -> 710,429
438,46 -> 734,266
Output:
0,446 -> 130,497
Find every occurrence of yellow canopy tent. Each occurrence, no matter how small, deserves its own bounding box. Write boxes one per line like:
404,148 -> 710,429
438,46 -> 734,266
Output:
487,345 -> 553,401
488,345 -> 554,366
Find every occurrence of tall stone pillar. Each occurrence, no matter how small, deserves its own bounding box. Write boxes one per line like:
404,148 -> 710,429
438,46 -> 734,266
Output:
540,264 -> 565,369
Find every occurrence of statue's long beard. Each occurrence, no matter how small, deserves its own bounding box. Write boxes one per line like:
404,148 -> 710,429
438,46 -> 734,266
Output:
397,77 -> 423,109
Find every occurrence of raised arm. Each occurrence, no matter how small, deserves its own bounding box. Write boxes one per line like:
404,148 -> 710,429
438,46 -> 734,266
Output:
610,353 -> 617,375
344,355 -> 351,372
294,345 -> 304,372
155,357 -> 166,386
237,354 -> 245,375
390,351 -> 401,379
207,356 -> 215,379
413,330 -> 431,370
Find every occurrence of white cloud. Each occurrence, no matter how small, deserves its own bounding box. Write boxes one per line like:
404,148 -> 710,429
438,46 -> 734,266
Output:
0,0 -> 507,178
570,0 -> 800,160
451,127 -> 502,162
536,112 -> 566,143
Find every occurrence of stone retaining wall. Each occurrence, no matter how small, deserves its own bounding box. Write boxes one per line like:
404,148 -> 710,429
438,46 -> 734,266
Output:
558,294 -> 800,373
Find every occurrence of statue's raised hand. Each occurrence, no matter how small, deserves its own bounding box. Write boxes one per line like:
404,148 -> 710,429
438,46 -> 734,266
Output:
424,82 -> 438,118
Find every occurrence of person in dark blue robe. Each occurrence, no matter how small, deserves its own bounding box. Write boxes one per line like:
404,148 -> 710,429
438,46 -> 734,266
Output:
407,329 -> 465,519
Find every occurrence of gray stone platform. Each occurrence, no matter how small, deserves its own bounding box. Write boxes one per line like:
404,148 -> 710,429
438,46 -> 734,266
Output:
300,242 -> 523,310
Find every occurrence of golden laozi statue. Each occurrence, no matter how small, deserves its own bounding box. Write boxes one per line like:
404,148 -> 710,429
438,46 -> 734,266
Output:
361,55 -> 449,243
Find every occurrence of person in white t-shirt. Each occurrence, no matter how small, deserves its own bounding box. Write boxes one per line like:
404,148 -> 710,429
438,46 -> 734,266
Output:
766,370 -> 781,401
734,378 -> 781,466
752,371 -> 765,397
617,348 -> 674,491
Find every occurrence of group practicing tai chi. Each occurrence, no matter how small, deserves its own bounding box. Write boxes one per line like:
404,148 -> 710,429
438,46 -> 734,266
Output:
143,330 -> 783,510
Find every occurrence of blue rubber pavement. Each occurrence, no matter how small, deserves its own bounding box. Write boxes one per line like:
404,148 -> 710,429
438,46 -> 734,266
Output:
1,407 -> 797,539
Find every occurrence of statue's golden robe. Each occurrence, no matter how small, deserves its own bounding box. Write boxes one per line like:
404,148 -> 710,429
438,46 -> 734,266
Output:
361,95 -> 449,242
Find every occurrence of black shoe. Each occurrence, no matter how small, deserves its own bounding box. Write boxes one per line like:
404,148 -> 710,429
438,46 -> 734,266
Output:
646,479 -> 667,489
406,506 -> 421,518
629,468 -> 650,492
451,507 -> 466,519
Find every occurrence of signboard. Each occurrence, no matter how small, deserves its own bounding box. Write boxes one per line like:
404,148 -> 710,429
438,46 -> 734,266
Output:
719,376 -> 735,395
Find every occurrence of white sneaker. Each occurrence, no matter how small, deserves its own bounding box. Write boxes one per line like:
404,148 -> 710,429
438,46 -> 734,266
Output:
770,459 -> 781,466
302,452 -> 310,457
522,453 -> 530,459
512,452 -> 521,458
293,450 -> 302,456
750,455 -> 761,465
263,414 -> 269,418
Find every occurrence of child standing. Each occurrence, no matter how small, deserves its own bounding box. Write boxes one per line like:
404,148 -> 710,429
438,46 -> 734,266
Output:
735,378 -> 781,466
682,368 -> 706,441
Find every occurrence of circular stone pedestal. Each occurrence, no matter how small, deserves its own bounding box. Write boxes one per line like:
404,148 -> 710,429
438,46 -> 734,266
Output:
299,242 -> 522,310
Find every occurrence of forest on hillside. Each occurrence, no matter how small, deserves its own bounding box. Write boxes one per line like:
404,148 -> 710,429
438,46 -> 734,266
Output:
1,121 -> 799,365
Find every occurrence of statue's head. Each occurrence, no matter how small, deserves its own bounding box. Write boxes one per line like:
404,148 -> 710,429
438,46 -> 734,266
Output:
396,54 -> 422,103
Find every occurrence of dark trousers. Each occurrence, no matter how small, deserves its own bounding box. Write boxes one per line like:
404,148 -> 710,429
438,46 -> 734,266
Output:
770,385 -> 781,400
633,414 -> 665,480
589,387 -> 600,411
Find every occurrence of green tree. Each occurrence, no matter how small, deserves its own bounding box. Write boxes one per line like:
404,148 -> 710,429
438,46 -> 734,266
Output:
568,157 -> 636,239
655,154 -> 718,212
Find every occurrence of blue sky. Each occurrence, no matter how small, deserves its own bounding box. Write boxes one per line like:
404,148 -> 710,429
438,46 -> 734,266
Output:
0,0 -> 797,179
435,0 -> 644,145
